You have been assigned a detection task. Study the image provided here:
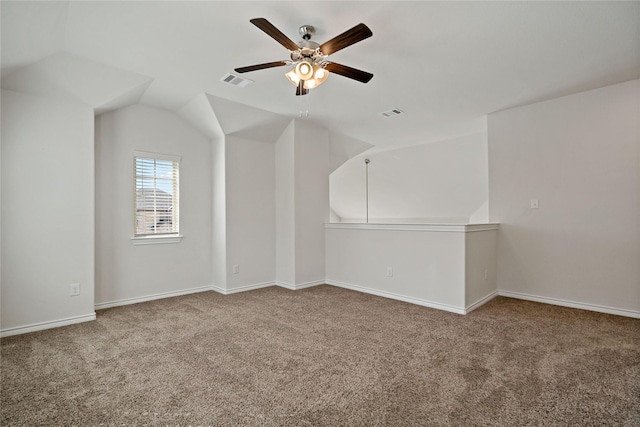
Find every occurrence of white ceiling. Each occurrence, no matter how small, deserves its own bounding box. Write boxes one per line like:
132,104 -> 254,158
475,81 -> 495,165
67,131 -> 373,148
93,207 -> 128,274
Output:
2,1 -> 639,150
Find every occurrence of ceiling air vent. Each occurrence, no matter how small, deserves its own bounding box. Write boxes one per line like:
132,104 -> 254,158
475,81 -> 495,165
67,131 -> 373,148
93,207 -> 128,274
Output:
220,73 -> 254,88
379,108 -> 404,118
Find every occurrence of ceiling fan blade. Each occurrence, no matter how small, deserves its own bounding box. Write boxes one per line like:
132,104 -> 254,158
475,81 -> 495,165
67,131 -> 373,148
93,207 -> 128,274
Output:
325,62 -> 373,83
319,23 -> 372,56
250,18 -> 300,51
235,61 -> 288,73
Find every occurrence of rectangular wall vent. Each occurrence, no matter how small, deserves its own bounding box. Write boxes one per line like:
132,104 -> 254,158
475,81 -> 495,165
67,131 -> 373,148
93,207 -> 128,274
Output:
220,73 -> 254,88
379,108 -> 404,118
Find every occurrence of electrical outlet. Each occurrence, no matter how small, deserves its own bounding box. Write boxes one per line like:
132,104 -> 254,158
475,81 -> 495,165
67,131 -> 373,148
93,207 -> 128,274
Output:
386,267 -> 393,277
69,283 -> 80,296
530,199 -> 539,209
233,264 -> 240,274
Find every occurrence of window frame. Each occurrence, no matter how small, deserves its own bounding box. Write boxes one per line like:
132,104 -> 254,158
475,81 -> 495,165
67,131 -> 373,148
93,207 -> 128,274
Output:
131,150 -> 182,245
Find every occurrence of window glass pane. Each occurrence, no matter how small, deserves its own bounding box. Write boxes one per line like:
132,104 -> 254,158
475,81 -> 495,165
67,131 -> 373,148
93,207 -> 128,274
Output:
134,155 -> 179,236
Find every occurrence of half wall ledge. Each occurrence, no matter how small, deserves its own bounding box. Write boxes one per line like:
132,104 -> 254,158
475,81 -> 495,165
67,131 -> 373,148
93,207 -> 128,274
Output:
325,222 -> 499,314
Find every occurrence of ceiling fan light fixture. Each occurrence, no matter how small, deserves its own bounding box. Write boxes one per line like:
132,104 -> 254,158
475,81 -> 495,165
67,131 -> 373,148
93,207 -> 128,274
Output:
312,65 -> 329,84
305,79 -> 318,89
303,65 -> 329,89
295,61 -> 314,80
287,63 -> 329,90
285,69 -> 300,86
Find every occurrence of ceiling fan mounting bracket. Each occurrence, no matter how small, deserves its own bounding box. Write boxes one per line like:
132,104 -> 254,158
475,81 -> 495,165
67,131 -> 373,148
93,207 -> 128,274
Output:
298,25 -> 315,40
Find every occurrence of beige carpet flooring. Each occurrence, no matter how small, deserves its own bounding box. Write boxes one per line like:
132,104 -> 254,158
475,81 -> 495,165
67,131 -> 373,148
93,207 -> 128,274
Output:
1,285 -> 639,426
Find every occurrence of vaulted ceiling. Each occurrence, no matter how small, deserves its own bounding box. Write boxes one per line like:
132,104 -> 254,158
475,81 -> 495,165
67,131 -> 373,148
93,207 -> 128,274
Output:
2,1 -> 639,150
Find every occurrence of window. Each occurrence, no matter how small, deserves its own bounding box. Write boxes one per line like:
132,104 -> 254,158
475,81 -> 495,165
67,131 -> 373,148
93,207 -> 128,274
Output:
134,151 -> 180,238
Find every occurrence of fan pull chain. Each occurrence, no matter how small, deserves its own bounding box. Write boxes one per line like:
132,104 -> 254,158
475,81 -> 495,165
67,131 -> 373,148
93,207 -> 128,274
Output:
297,90 -> 311,118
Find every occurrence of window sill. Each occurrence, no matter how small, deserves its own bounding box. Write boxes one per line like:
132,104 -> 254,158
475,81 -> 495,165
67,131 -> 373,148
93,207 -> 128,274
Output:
131,235 -> 183,245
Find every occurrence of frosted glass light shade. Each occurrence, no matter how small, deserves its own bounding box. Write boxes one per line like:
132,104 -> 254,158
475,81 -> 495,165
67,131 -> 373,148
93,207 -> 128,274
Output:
285,69 -> 300,86
312,65 -> 329,85
295,61 -> 314,80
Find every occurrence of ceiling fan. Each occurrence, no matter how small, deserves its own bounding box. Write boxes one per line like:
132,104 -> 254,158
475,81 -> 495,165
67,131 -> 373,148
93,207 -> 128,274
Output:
235,18 -> 373,96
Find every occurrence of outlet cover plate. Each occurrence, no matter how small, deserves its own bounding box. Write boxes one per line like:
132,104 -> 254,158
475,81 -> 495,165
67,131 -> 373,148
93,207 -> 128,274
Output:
69,283 -> 80,296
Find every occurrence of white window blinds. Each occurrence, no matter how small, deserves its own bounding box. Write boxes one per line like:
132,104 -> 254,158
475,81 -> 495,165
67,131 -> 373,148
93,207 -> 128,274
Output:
134,151 -> 180,236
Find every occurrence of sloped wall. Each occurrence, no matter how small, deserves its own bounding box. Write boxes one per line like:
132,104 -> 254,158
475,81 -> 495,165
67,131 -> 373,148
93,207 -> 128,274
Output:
330,132 -> 488,224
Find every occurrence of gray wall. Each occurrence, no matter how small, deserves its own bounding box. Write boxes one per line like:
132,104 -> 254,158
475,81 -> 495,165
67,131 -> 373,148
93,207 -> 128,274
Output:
488,79 -> 639,314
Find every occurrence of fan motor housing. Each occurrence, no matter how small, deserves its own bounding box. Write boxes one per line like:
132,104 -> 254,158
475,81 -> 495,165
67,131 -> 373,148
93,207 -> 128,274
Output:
291,42 -> 324,63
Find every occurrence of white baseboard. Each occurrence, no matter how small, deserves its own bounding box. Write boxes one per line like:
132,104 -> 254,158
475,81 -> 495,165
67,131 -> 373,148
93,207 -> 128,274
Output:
465,291 -> 498,314
325,280 -> 466,315
210,285 -> 228,295
95,285 -> 211,310
275,281 -> 294,290
212,280 -> 323,294
276,280 -> 324,291
211,282 -> 275,295
1,313 -> 96,338
498,290 -> 640,319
